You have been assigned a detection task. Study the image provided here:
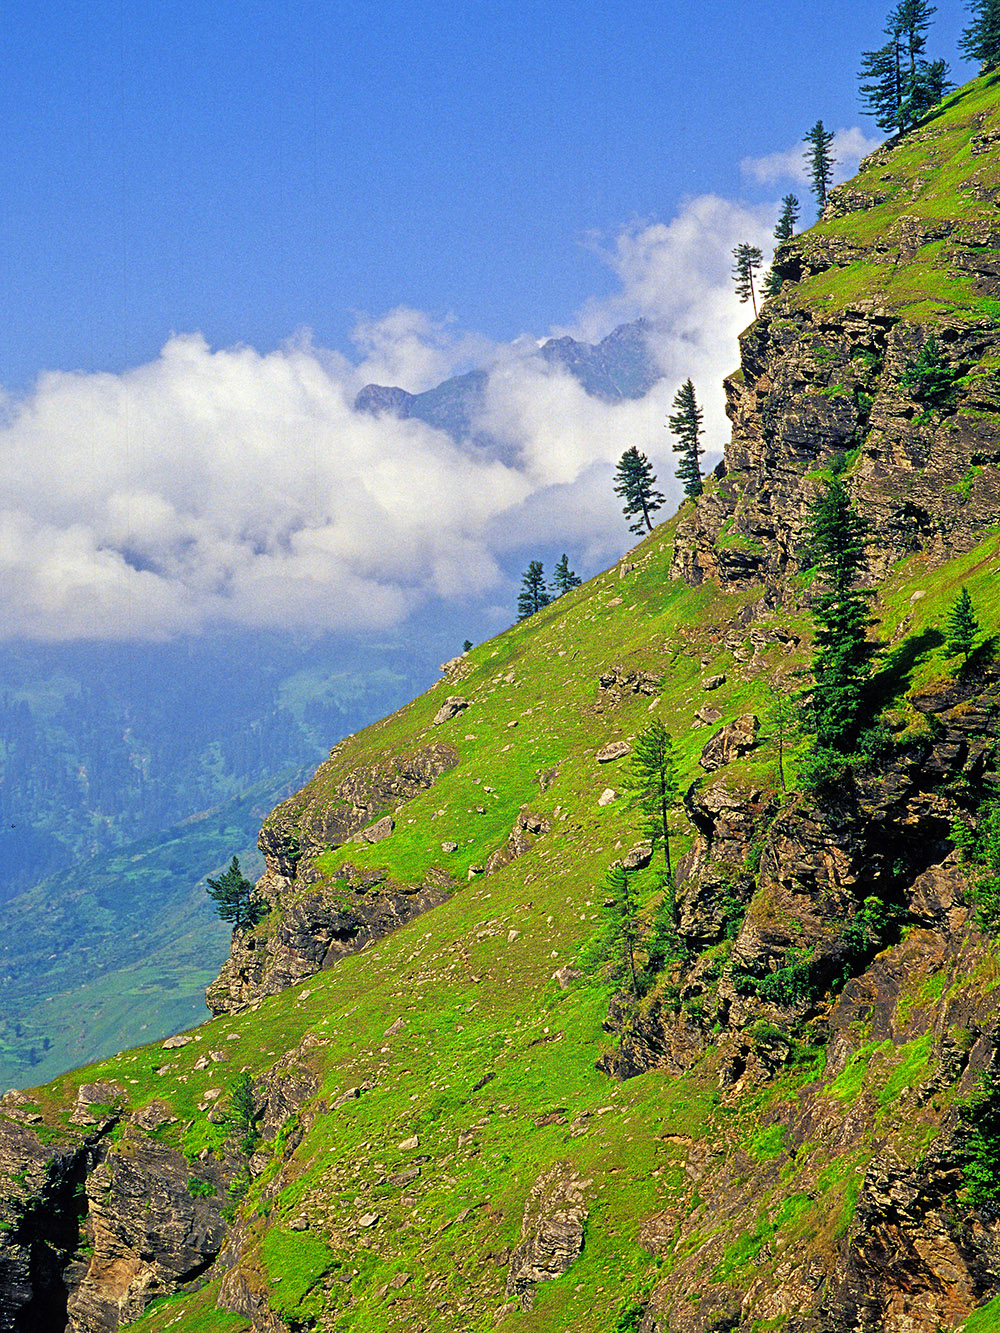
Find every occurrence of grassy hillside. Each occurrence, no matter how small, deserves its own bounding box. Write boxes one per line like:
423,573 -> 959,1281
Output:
16,503 -> 998,1333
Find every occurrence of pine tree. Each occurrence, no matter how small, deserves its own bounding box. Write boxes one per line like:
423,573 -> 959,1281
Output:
961,0 -> 1000,70
859,39 -> 905,130
767,688 -> 799,792
774,194 -> 800,243
552,553 -> 582,596
613,447 -> 665,535
668,380 -> 705,500
205,856 -> 267,931
945,586 -> 979,663
804,120 -> 836,212
898,57 -> 951,126
583,864 -> 642,998
900,333 -> 956,406
860,2 -> 950,131
228,1072 -> 261,1156
625,719 -> 680,890
517,560 -> 550,619
731,243 -> 764,317
806,476 -> 875,751
765,196 -> 801,297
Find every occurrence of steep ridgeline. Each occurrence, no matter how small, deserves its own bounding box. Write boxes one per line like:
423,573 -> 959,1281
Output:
3,74 -> 1000,1333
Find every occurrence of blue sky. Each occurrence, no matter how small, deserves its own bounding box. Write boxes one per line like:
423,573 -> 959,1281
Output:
1,0 -> 977,389
0,0 -> 981,645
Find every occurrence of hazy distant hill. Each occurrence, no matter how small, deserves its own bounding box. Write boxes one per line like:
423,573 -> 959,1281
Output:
355,318 -> 662,440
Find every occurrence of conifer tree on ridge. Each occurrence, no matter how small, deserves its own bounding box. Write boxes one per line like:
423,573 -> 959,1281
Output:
517,561 -> 550,620
804,120 -> 837,212
552,554 -> 582,596
613,447 -> 665,535
668,379 -> 705,500
731,243 -> 764,317
961,0 -> 1000,70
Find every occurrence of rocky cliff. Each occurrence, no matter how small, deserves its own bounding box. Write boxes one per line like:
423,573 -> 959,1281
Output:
2,72 -> 1000,1333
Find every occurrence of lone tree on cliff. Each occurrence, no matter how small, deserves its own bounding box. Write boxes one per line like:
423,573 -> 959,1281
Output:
206,856 -> 267,931
614,447 -> 665,534
668,379 -> 705,500
765,195 -> 801,297
731,243 -> 764,318
517,560 -> 550,619
775,193 -> 801,243
806,475 -> 875,751
961,0 -> 1000,70
552,553 -> 582,596
804,120 -> 836,212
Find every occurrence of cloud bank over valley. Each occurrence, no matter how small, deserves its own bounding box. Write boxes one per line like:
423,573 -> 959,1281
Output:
4,191 -> 781,642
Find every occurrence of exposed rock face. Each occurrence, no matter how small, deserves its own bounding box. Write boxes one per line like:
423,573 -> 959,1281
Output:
207,742 -> 459,1013
66,1130 -> 227,1333
432,696 -> 469,726
597,665 -> 661,706
506,1165 -> 589,1311
206,872 -> 448,1015
671,264 -> 1000,599
698,714 -> 760,770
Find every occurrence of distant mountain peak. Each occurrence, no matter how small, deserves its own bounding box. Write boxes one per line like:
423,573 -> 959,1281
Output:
354,318 -> 662,441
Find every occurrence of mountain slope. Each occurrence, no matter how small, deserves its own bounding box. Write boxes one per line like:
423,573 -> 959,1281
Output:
2,72 -> 1000,1333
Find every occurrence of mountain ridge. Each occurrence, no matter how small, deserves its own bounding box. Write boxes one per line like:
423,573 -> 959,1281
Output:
354,318 -> 663,444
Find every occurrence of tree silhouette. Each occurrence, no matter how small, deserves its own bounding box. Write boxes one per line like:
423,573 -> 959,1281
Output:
806,476 -> 875,750
517,561 -> 550,619
625,719 -> 680,889
668,379 -> 705,500
552,553 -> 582,595
961,0 -> 1000,70
731,243 -> 764,317
945,587 -> 979,663
613,447 -> 665,535
206,856 -> 267,931
804,120 -> 836,212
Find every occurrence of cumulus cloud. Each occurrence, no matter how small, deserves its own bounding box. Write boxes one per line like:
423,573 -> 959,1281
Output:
740,127 -> 883,188
0,191 -> 783,643
348,307 -> 493,394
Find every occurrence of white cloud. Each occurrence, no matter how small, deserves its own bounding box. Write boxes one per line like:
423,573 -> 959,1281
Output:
0,192 -> 784,643
740,127 -> 883,188
348,306 -> 493,394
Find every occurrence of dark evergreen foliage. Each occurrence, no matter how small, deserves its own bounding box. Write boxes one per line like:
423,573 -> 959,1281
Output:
552,553 -> 582,595
961,0 -> 1000,70
806,476 -> 875,751
958,1071 -> 1000,1215
774,194 -> 800,244
899,333 -> 957,406
945,586 -> 979,662
517,560 -> 551,619
731,243 -> 764,317
804,120 -> 836,211
613,447 -> 665,535
625,719 -> 680,886
765,196 -> 801,297
859,1 -> 951,130
205,855 -> 267,931
668,379 -> 705,500
859,40 -> 904,129
228,1071 -> 261,1156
